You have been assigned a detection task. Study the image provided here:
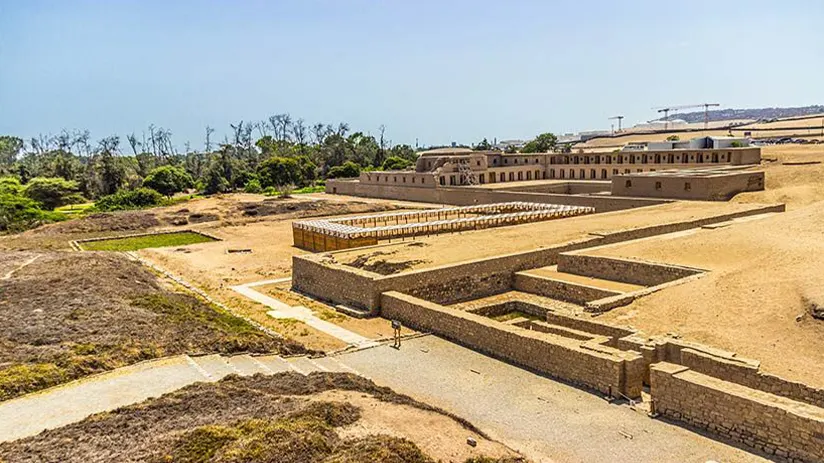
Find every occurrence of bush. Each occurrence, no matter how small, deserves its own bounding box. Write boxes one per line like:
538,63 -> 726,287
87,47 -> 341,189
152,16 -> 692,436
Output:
666,135 -> 680,141
381,156 -> 412,171
0,193 -> 65,233
95,188 -> 165,211
326,161 -> 361,179
23,177 -> 84,210
142,165 -> 194,197
0,176 -> 23,195
243,178 -> 263,194
730,141 -> 744,148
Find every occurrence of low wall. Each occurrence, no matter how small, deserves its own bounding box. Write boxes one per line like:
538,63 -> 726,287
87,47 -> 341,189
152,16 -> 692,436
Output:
651,363 -> 824,462
557,253 -> 704,287
513,272 -> 622,304
381,291 -> 645,397
291,256 -> 380,313
680,348 -> 824,409
326,179 -> 668,212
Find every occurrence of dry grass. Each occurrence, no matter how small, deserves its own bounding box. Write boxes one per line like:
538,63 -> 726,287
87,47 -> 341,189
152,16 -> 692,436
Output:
0,373 -> 517,463
0,251 -> 300,401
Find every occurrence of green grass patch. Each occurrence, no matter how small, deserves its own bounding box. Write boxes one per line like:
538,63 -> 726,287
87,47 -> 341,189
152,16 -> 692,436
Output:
491,311 -> 542,322
55,202 -> 95,216
80,231 -> 216,251
292,185 -> 326,194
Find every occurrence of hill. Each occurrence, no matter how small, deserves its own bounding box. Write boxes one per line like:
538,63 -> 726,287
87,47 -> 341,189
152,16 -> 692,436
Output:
659,105 -> 824,123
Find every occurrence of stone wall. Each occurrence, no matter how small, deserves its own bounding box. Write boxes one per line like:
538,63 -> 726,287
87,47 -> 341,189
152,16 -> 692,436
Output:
381,291 -> 645,398
326,179 -> 668,212
557,253 -> 704,287
512,272 -> 622,304
291,256 -> 381,313
680,348 -> 824,409
651,363 -> 824,462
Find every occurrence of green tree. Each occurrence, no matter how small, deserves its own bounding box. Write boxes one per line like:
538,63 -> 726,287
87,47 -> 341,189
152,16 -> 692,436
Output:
23,177 -> 84,210
473,138 -> 492,150
0,136 -> 24,170
504,145 -> 518,154
203,161 -> 231,195
381,156 -> 412,170
142,165 -> 194,197
387,144 -> 416,162
326,161 -> 361,179
0,176 -> 23,195
521,133 -> 558,153
666,135 -> 680,141
95,188 -> 164,211
0,193 -> 63,233
257,156 -> 302,188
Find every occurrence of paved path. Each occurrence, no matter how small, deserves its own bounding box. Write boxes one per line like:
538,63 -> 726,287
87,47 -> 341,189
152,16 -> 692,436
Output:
0,353 -> 351,443
231,282 -> 379,348
338,336 -> 770,463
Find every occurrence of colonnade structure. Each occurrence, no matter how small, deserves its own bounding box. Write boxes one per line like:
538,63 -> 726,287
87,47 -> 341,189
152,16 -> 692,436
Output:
292,202 -> 594,251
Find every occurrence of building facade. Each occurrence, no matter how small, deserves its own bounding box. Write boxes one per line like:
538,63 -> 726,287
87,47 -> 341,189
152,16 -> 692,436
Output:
354,137 -> 761,189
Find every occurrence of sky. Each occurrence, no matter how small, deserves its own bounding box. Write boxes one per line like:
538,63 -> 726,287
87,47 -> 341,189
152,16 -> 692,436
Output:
1,0 -> 823,150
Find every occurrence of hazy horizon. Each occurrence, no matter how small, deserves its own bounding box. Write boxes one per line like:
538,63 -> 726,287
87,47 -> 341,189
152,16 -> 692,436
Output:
2,0 -> 823,150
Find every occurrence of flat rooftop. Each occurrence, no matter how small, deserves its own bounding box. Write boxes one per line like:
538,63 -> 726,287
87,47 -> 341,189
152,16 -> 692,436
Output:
616,166 -> 760,179
325,201 -> 774,273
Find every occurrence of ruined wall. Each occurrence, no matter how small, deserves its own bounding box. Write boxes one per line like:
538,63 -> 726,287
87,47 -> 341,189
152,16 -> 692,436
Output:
557,253 -> 704,287
325,179 -> 668,212
381,291 -> 645,398
651,363 -> 824,462
680,348 -> 824,409
512,272 -> 622,304
291,256 -> 381,312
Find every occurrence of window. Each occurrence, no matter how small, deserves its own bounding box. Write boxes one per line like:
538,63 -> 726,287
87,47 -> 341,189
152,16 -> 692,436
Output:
509,172 -> 514,181
500,172 -> 505,182
402,176 -> 406,183
560,170 -> 565,179
440,177 -> 445,185
684,182 -> 691,191
450,176 -> 456,185
421,177 -> 425,184
613,169 -> 618,175
412,177 -> 415,183
535,158 -> 539,164
590,169 -> 596,179
514,158 -> 518,164
493,159 -> 498,165
655,181 -> 662,190
394,176 -> 397,182
580,169 -> 585,179
504,159 -> 509,164
477,160 -> 481,166
517,171 -> 523,181
550,169 -> 556,179
601,169 -> 607,179
526,171 -> 532,180
625,180 -> 632,188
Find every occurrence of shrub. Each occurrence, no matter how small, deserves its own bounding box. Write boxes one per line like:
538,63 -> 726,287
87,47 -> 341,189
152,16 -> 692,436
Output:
142,165 -> 194,197
22,177 -> 84,210
243,178 -> 263,194
95,188 -> 165,211
326,161 -> 361,179
0,176 -> 23,195
0,193 -> 65,232
666,135 -> 680,141
381,156 -> 412,171
730,140 -> 744,148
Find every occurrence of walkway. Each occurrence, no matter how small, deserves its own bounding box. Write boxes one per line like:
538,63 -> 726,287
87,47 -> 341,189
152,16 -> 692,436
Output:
0,353 -> 353,443
338,336 -> 769,463
230,280 -> 379,348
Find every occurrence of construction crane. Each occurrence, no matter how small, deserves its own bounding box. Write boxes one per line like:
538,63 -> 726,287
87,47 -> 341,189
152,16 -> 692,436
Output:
652,103 -> 720,130
608,115 -> 624,134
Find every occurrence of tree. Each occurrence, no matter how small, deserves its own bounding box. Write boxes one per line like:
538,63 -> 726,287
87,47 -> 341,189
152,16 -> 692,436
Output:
257,156 -> 302,189
0,192 -> 63,232
327,161 -> 361,179
0,136 -> 24,168
95,188 -> 164,211
23,177 -> 83,210
473,138 -> 492,150
666,135 -> 680,141
203,161 -> 231,195
504,145 -> 518,154
521,132 -> 558,153
388,144 -> 416,162
142,165 -> 194,197
0,176 -> 23,195
381,156 -> 412,171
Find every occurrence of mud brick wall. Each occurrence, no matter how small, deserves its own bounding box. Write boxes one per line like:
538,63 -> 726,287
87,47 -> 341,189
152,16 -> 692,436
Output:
512,272 -> 622,304
291,256 -> 381,313
469,301 -> 550,319
651,363 -> 824,462
557,253 -> 703,287
381,291 -> 645,398
543,311 -> 634,340
681,348 -> 824,409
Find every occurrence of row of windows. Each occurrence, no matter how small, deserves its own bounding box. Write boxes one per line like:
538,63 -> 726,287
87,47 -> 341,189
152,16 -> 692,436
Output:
367,175 -> 426,184
549,152 -> 731,165
547,168 -> 651,180
491,157 -> 541,166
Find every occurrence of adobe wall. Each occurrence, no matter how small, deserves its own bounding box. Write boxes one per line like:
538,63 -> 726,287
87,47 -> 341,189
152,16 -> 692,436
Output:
325,179 -> 668,212
557,253 -> 704,287
512,272 -> 622,304
291,203 -> 785,312
611,171 -> 765,201
651,363 -> 824,462
680,348 -> 824,409
381,291 -> 645,398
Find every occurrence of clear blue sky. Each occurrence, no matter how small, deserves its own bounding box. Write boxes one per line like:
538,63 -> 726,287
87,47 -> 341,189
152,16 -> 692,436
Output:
1,0 -> 822,149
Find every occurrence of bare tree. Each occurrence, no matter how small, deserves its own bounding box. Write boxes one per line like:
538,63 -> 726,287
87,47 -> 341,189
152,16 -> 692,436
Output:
205,125 -> 215,152
292,118 -> 308,146
56,130 -> 72,152
279,113 -> 292,142
336,122 -> 349,137
312,123 -> 327,145
148,124 -> 158,157
126,132 -> 141,155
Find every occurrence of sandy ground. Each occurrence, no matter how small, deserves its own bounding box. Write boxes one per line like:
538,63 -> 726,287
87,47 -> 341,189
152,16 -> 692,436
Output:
313,390 -> 515,462
592,203 -> 824,386
328,201 -> 773,273
138,196 -> 428,352
731,144 -> 824,208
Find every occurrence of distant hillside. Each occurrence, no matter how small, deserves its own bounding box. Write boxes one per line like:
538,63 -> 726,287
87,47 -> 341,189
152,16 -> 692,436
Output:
661,105 -> 824,123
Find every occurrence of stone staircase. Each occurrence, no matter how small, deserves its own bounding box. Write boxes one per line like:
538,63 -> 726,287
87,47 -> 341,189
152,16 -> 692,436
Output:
0,353 -> 358,443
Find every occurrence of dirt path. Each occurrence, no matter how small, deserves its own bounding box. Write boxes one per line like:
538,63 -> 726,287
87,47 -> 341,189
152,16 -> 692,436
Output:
0,255 -> 40,281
